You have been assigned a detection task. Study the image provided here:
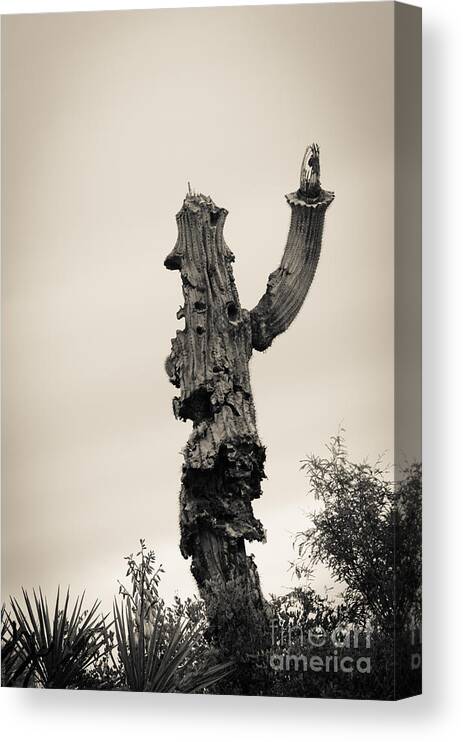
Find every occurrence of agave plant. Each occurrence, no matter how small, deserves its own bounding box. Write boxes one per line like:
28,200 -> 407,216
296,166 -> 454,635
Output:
113,598 -> 233,693
8,588 -> 110,689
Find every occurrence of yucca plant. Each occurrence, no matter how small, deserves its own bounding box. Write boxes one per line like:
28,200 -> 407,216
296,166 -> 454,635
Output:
113,598 -> 233,693
114,540 -> 234,693
8,588 -> 110,689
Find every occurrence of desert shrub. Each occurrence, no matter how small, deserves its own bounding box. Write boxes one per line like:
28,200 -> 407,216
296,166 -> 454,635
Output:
295,434 -> 422,636
285,434 -> 422,698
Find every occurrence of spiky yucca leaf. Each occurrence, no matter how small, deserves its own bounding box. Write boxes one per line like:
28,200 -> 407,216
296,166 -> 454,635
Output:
9,588 -> 110,689
1,605 -> 41,687
113,599 -> 233,693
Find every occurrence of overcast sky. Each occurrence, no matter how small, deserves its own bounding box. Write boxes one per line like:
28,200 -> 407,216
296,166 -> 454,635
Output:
2,3 -> 402,611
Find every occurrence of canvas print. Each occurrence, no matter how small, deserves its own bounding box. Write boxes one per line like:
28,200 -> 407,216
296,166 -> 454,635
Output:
1,2 -> 422,699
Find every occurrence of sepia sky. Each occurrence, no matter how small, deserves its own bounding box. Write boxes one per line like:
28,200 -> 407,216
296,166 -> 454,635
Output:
2,3 -> 399,610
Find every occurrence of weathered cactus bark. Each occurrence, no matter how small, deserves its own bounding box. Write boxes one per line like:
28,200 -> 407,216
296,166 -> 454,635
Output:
164,145 -> 334,663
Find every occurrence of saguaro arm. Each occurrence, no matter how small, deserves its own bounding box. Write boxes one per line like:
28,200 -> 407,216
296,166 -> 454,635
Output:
250,144 -> 334,351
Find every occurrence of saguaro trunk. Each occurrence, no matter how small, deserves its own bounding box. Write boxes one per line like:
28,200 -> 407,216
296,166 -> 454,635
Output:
164,145 -> 334,663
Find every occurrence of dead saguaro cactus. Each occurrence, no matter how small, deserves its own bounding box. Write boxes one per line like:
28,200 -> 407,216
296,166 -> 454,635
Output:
164,145 -> 334,660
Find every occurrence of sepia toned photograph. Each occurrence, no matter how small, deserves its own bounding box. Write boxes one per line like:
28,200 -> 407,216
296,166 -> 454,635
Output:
1,1 -> 421,699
